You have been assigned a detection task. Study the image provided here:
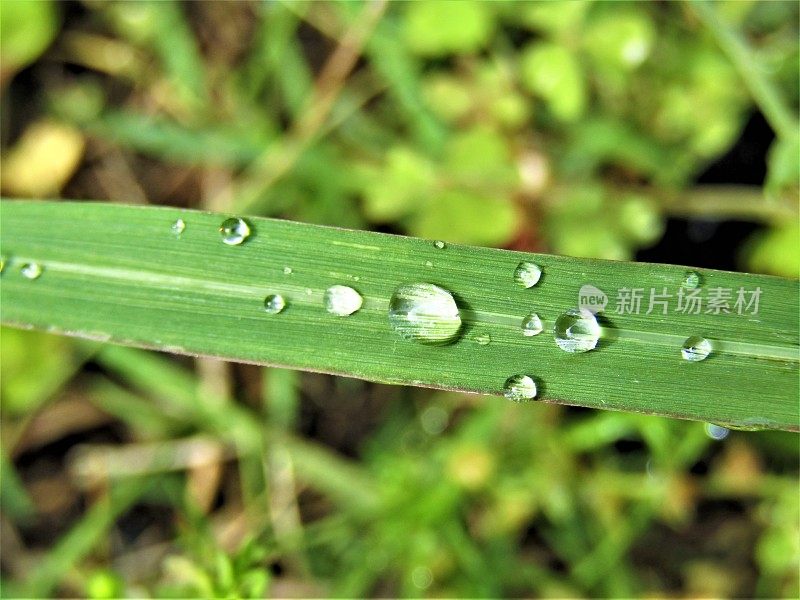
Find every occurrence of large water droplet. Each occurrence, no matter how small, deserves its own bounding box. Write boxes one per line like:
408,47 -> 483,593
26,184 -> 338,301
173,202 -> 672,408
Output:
521,312 -> 543,337
433,240 -> 446,250
21,262 -> 43,280
503,374 -> 537,402
475,332 -> 491,346
705,423 -> 729,440
514,261 -> 542,288
554,308 -> 600,353
171,218 -> 186,236
681,336 -> 711,362
682,270 -> 702,289
263,294 -> 286,314
388,283 -> 462,345
324,285 -> 363,316
219,217 -> 251,245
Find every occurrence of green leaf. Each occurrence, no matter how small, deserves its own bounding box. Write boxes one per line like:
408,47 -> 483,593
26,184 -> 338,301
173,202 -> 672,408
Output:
520,42 -> 587,122
0,0 -> 59,76
1,200 -> 798,431
743,222 -> 800,278
403,1 -> 493,57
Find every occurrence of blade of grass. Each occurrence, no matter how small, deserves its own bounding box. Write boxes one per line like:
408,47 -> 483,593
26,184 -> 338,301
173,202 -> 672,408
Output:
1,200 -> 798,431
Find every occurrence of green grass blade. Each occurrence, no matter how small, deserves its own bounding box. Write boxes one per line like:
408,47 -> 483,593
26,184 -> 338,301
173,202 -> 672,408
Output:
1,200 -> 797,431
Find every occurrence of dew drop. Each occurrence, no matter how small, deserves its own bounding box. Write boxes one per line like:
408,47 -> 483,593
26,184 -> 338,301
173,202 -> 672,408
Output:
263,294 -> 286,314
521,312 -> 543,337
554,308 -> 601,353
475,332 -> 491,346
681,335 -> 711,362
705,423 -> 729,440
503,374 -> 537,402
324,285 -> 363,316
433,240 -> 446,250
219,217 -> 250,245
682,270 -> 702,289
21,262 -> 43,280
171,218 -> 186,236
388,283 -> 462,345
513,261 -> 542,288
283,266 -> 293,275
424,260 -> 433,268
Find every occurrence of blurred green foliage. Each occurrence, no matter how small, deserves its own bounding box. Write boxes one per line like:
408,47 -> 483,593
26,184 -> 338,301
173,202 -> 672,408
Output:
1,0 -> 798,598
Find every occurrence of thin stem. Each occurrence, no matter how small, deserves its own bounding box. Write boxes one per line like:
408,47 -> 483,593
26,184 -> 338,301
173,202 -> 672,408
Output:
688,0 -> 798,140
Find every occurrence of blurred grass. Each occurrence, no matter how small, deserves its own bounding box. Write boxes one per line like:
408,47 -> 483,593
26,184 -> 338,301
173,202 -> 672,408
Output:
1,0 -> 798,598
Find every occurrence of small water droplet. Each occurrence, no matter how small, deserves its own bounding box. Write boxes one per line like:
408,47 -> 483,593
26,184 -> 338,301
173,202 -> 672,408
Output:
521,312 -> 543,336
324,285 -> 363,316
433,240 -> 446,250
554,308 -> 600,353
514,261 -> 542,288
682,270 -> 702,289
21,262 -> 43,280
475,332 -> 491,346
705,423 -> 729,440
283,266 -> 293,275
388,283 -> 462,345
424,260 -> 433,268
681,335 -> 711,362
503,374 -> 537,402
219,217 -> 250,245
263,294 -> 286,314
171,218 -> 186,236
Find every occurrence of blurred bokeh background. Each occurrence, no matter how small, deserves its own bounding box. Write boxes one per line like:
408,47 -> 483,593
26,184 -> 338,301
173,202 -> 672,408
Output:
1,1 -> 798,597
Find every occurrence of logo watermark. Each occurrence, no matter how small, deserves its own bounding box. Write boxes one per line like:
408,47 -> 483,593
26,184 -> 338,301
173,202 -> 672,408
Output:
578,285 -> 761,316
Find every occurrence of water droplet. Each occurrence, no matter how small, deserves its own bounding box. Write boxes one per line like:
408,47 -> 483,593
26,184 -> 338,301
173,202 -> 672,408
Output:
219,217 -> 250,245
388,283 -> 462,345
554,308 -> 600,353
475,332 -> 491,346
513,261 -> 542,288
682,270 -> 702,289
705,423 -> 729,440
171,218 -> 185,236
424,260 -> 433,268
283,266 -> 293,275
433,240 -> 446,250
681,336 -> 711,362
20,262 -> 43,280
503,374 -> 537,402
263,294 -> 286,314
324,285 -> 363,316
521,312 -> 543,337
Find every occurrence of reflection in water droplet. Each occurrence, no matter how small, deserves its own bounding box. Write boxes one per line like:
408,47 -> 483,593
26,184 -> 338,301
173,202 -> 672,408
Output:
554,308 -> 600,353
433,240 -> 446,250
324,285 -> 363,316
476,332 -> 491,346
683,270 -> 702,289
521,312 -> 543,336
219,217 -> 251,245
171,218 -> 186,235
21,262 -> 43,280
503,374 -> 537,402
283,266 -> 293,275
705,423 -> 729,440
514,261 -> 542,288
388,283 -> 462,345
681,336 -> 711,362
263,294 -> 286,314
